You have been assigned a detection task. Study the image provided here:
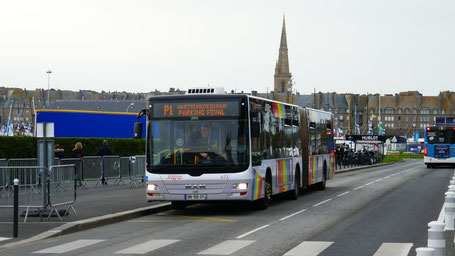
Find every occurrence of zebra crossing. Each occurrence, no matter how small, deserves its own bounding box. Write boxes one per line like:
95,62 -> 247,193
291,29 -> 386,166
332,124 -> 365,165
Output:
28,238 -> 416,255
0,237 -> 11,242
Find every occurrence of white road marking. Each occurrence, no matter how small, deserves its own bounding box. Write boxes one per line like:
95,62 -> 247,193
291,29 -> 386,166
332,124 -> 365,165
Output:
438,202 -> 446,222
0,237 -> 11,242
372,243 -> 413,256
353,185 -> 364,190
114,239 -> 179,254
384,175 -> 391,179
33,239 -> 105,254
236,225 -> 270,239
312,199 -> 332,207
375,178 -> 383,182
280,209 -> 308,221
283,241 -> 333,256
337,191 -> 350,197
365,181 -> 375,186
197,240 -> 255,255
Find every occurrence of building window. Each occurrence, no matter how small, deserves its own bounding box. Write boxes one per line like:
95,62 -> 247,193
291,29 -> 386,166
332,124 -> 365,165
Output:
412,109 -> 417,114
397,109 -> 402,114
420,108 -> 430,114
433,109 -> 438,114
441,110 -> 446,114
405,108 -> 410,114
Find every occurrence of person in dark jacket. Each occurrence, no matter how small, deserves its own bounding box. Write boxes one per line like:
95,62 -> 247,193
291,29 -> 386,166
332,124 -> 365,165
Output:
72,142 -> 84,186
97,140 -> 114,156
54,144 -> 65,159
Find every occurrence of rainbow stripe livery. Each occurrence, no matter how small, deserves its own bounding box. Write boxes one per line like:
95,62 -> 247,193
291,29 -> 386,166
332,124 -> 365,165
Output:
272,103 -> 286,119
278,159 -> 291,192
252,168 -> 263,200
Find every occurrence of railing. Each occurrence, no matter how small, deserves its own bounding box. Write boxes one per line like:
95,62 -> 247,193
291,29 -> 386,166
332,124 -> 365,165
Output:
48,164 -> 78,220
0,166 -> 46,222
0,155 -> 146,222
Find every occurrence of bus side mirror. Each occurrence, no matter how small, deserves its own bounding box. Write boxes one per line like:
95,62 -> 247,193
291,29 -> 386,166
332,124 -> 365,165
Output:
134,108 -> 147,139
134,122 -> 143,139
251,121 -> 260,137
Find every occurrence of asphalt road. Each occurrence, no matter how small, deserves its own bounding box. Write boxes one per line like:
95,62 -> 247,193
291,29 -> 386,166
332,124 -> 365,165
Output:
1,159 -> 452,256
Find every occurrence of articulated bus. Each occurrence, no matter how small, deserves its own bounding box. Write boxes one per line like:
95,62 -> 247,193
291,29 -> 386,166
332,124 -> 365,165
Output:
135,88 -> 334,209
424,117 -> 455,168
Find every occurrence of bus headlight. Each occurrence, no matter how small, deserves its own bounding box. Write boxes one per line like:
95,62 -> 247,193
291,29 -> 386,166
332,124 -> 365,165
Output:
233,183 -> 248,190
147,184 -> 159,191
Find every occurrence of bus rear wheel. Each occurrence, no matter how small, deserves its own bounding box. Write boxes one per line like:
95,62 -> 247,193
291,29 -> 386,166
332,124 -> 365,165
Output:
316,164 -> 327,190
288,169 -> 300,200
171,201 -> 187,210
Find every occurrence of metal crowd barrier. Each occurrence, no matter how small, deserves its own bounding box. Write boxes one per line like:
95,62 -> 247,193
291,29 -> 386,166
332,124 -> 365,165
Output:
0,166 -> 46,222
59,158 -> 87,189
119,157 -> 131,185
48,164 -> 78,220
0,159 -> 7,197
102,155 -> 121,185
7,158 -> 37,167
83,156 -> 103,187
130,155 -> 145,187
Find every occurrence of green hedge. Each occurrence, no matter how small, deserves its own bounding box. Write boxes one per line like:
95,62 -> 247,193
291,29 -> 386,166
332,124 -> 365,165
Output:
0,137 -> 145,159
382,153 -> 424,163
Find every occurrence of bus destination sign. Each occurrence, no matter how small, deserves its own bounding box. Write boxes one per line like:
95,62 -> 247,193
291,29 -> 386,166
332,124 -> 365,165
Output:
153,101 -> 240,118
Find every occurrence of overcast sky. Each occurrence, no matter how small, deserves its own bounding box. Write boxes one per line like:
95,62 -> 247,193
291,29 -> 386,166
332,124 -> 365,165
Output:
1,0 -> 454,96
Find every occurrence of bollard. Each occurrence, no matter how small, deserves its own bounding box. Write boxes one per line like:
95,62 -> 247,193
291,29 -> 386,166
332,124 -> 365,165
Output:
13,178 -> 19,238
428,221 -> 445,256
445,192 -> 455,231
416,247 -> 434,256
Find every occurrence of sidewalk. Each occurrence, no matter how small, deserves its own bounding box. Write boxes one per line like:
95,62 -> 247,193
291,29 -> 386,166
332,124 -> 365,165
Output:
0,184 -> 171,249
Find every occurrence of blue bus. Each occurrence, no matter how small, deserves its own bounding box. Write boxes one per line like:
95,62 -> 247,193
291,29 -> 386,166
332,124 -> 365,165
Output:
424,117 -> 455,168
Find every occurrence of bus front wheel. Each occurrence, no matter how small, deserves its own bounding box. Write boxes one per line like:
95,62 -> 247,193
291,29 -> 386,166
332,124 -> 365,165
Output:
255,178 -> 272,210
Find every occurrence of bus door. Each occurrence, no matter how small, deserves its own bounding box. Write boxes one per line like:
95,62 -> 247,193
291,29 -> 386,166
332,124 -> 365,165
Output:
276,158 -> 293,193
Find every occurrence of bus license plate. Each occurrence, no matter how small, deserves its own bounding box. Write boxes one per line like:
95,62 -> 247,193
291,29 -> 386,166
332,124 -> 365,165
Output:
185,194 -> 207,200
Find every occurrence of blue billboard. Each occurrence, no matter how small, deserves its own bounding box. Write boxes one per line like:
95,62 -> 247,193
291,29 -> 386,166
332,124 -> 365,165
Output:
36,110 -> 146,138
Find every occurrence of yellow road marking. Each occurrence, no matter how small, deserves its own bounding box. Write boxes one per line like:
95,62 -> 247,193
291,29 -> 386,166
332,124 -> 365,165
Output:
128,220 -> 220,223
154,213 -> 237,222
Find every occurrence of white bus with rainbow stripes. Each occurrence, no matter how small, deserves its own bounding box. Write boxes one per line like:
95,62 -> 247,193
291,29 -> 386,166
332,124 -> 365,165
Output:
136,89 -> 334,210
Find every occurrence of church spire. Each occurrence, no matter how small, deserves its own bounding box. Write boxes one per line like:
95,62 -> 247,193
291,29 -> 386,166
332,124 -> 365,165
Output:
274,15 -> 292,98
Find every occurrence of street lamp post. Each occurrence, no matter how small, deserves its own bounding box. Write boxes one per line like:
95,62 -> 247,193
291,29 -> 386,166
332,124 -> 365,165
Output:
46,70 -> 52,106
126,103 -> 134,113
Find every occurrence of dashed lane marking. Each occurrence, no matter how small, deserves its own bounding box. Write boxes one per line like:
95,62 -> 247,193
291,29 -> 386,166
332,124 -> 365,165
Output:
197,240 -> 255,255
114,239 -> 179,254
236,225 -> 270,239
372,243 -> 413,256
33,239 -> 105,254
283,241 -> 333,256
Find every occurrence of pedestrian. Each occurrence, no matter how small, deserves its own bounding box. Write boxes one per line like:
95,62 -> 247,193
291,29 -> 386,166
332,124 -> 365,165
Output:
97,140 -> 114,156
72,142 -> 85,186
54,144 -> 65,159
97,140 -> 114,185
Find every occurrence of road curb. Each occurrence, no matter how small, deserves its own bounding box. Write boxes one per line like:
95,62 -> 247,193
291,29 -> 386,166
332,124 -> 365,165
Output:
0,202 -> 172,251
335,162 -> 396,174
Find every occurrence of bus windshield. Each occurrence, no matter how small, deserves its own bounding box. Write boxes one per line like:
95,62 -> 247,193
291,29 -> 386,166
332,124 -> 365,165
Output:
426,129 -> 455,144
147,119 -> 249,173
